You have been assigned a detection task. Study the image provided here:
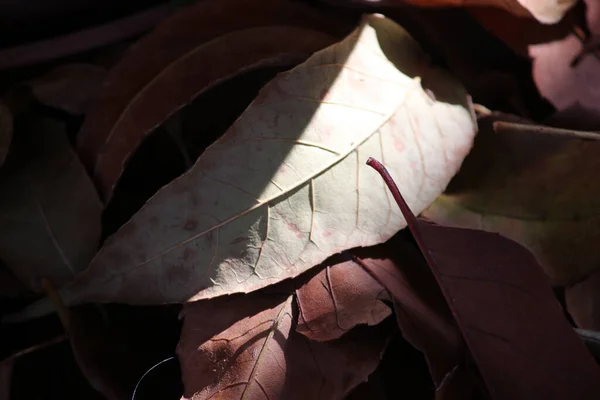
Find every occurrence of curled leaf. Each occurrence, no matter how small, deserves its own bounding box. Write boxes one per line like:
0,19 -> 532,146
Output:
11,14 -> 474,321
78,0 -> 354,202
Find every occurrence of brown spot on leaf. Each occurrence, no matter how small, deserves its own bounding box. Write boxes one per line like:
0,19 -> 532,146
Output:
183,219 -> 198,231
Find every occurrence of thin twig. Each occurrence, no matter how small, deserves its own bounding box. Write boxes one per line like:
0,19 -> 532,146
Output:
493,121 -> 600,141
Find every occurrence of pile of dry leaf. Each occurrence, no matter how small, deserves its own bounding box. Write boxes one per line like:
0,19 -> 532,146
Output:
2,0 -> 600,399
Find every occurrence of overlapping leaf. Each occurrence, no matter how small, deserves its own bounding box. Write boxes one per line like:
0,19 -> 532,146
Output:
354,236 -> 468,393
368,157 -> 600,399
529,0 -> 600,117
10,14 -> 475,321
0,116 -> 102,292
424,113 -> 600,285
295,253 -> 391,342
77,0 -> 355,203
177,292 -> 388,399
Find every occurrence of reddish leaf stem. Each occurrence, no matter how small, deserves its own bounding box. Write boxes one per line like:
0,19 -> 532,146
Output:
365,157 -> 418,231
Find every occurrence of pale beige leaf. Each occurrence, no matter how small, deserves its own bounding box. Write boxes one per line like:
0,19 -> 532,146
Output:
0,117 -> 102,292
10,15 -> 475,320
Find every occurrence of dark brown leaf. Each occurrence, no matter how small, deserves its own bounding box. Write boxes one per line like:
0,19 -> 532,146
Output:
367,157 -> 600,399
77,0 -> 354,202
352,238 -> 466,390
0,116 -> 102,292
295,254 -> 391,342
177,291 -> 388,400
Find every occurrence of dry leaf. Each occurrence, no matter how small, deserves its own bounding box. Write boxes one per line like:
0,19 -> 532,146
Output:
295,253 -> 391,341
77,0 -> 354,203
177,292 -> 388,399
0,116 -> 102,292
11,14 -> 474,321
353,236 -> 467,391
0,102 -> 12,168
368,157 -> 600,399
529,0 -> 600,116
318,0 -> 576,24
423,113 -> 600,285
27,64 -> 107,115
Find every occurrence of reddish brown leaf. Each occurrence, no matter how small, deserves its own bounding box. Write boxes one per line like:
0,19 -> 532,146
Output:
566,271 -> 600,331
352,238 -> 465,390
177,291 -> 388,400
77,0 -> 354,202
27,64 -> 107,115
295,254 -> 391,342
367,157 -> 600,399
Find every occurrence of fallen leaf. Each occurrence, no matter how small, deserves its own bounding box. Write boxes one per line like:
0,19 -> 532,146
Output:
317,0 -> 576,24
566,270 -> 600,331
295,253 -> 391,342
352,236 -> 467,391
0,116 -> 102,292
10,14 -> 474,321
368,157 -> 600,399
0,101 -> 11,168
424,113 -> 600,285
177,292 -> 388,399
78,0 -> 355,203
529,0 -> 600,116
27,64 -> 107,115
